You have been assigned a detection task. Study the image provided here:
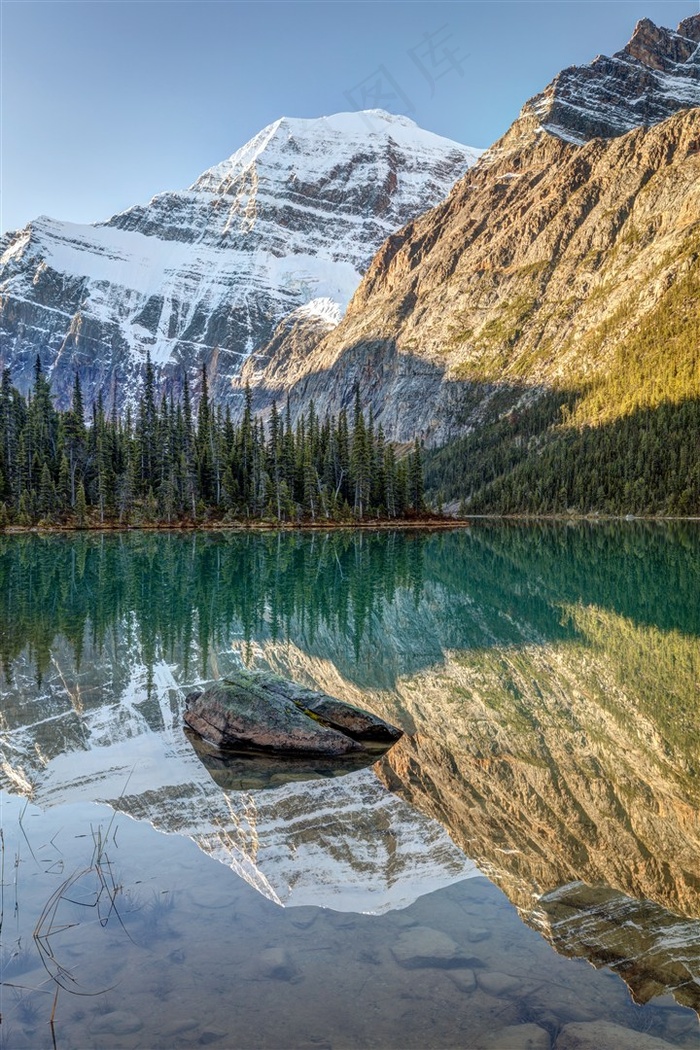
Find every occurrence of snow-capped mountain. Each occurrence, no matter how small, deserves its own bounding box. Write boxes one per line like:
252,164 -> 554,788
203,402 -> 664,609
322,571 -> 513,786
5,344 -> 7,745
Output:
523,14 -> 700,143
0,111 -> 480,410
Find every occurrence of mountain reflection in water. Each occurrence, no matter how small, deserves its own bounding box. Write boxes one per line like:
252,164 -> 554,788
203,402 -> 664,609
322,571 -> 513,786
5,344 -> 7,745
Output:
1,523 -> 700,1023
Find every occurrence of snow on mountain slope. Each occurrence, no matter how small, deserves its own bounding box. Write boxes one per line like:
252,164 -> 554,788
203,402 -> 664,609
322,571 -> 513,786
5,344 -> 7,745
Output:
524,14 -> 700,144
0,111 -> 480,409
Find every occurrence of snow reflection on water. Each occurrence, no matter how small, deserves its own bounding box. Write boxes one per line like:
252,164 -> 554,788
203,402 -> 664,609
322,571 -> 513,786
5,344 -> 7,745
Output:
2,793 -> 695,1050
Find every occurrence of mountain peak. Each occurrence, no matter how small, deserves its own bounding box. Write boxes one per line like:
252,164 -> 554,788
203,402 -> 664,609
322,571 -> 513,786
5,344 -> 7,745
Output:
0,109 -> 480,409
678,14 -> 700,43
624,15 -> 700,71
192,109 -> 473,197
522,13 -> 700,144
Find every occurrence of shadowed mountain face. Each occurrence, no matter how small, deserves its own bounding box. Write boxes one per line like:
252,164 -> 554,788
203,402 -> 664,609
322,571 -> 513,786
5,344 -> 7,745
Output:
1,525 -> 700,1010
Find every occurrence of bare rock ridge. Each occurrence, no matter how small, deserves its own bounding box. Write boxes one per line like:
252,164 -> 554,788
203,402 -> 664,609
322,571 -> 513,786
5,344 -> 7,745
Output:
0,112 -> 479,410
264,14 -> 700,447
525,15 -> 700,144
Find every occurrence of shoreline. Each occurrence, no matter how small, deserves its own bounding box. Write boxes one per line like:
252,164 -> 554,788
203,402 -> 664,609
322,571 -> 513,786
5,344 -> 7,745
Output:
1,513 -> 699,535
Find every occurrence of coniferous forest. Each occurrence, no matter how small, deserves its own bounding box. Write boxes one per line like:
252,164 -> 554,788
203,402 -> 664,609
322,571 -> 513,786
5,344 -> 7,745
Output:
425,251 -> 700,518
425,392 -> 700,517
0,357 -> 425,527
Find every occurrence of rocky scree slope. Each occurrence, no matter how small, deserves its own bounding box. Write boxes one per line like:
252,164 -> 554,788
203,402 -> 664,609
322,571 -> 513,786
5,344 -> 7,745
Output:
255,16 -> 700,495
0,111 -> 479,410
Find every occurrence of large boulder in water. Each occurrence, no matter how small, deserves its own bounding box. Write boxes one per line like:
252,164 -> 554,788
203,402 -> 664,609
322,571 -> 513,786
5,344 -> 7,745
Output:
247,672 -> 403,744
184,670 -> 402,757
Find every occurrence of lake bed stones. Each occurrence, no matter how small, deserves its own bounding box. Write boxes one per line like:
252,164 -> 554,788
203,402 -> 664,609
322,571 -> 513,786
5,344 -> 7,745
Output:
476,1024 -> 551,1050
466,926 -> 491,943
391,925 -> 479,969
477,971 -> 523,997
449,967 -> 477,992
91,1011 -> 143,1035
258,946 -> 298,981
554,1021 -> 679,1049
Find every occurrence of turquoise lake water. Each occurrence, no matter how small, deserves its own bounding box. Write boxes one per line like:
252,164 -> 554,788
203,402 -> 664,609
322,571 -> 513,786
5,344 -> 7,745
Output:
0,524 -> 699,1049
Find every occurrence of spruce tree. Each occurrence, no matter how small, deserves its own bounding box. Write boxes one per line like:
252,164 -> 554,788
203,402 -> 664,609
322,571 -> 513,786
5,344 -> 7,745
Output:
75,480 -> 87,528
0,367 -> 427,525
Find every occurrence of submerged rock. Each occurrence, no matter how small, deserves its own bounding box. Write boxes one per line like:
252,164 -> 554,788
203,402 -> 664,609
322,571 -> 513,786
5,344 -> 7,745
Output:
91,1012 -> 143,1036
199,1029 -> 228,1045
183,670 -> 402,757
391,926 -> 478,969
554,1021 -> 679,1049
449,967 -> 477,992
477,1024 -> 550,1050
466,926 -> 491,943
257,946 -> 298,981
477,971 -> 523,997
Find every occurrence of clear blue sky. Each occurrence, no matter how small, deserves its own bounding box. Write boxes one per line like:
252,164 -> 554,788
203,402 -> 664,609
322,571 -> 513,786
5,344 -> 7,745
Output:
2,0 -> 698,234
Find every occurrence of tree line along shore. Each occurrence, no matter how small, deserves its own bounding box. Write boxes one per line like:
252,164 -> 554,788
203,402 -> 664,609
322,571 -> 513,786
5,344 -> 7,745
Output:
0,356 -> 425,529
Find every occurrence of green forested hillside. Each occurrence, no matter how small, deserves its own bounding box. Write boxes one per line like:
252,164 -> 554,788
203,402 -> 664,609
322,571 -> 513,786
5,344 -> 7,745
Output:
427,236 -> 700,516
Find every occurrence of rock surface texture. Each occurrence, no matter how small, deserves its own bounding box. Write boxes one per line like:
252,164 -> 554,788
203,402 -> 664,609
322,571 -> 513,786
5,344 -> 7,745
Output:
525,15 -> 700,143
183,670 -> 402,755
554,1020 -> 679,1050
391,925 -> 476,969
0,111 -> 479,410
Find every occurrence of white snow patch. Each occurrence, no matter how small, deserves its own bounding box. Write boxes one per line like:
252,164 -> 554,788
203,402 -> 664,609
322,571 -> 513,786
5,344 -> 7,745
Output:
293,297 -> 342,327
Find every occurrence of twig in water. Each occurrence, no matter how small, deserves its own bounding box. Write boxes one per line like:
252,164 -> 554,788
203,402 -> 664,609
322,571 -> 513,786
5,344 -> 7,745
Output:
18,799 -> 38,864
49,985 -> 59,1050
1,825 -> 5,938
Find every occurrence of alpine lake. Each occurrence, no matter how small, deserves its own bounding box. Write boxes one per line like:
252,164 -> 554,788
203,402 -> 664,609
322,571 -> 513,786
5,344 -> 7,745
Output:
1,523 -> 699,1050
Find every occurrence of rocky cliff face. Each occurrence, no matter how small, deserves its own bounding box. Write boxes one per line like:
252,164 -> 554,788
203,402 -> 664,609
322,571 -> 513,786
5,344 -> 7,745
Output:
0,112 -> 479,410
525,15 -> 700,143
247,15 -> 700,443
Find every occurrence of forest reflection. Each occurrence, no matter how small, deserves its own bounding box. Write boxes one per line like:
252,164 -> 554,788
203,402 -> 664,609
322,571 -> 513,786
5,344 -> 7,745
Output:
1,522 -> 699,689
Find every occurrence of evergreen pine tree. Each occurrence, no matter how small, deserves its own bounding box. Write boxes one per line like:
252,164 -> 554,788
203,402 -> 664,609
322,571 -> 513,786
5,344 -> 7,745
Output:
75,480 -> 88,527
